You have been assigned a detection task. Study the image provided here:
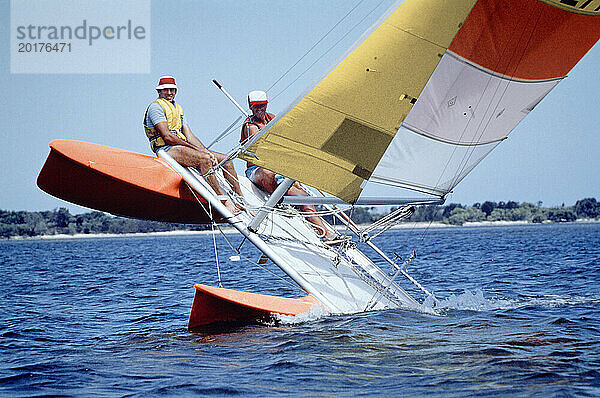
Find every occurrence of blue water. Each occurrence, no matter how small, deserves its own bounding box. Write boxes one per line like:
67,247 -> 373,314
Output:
1,223 -> 599,396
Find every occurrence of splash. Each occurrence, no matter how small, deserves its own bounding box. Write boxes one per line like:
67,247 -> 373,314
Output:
271,291 -> 599,324
417,289 -> 516,314
275,304 -> 329,325
436,289 -> 514,311
417,290 -> 600,314
527,294 -> 600,307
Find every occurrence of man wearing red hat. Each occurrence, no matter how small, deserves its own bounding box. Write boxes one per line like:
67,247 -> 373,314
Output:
241,91 -> 337,240
144,76 -> 243,213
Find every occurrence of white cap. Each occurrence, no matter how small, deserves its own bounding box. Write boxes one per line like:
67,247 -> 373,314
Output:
248,90 -> 268,106
156,76 -> 177,90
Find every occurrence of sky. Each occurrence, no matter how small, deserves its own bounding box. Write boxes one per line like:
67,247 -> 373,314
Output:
2,0 -> 600,214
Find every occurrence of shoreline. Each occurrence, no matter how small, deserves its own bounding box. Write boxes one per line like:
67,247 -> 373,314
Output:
7,228 -> 235,241
6,219 -> 599,241
391,219 -> 599,229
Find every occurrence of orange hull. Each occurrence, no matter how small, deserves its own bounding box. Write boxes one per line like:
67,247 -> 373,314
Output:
188,284 -> 320,328
37,139 -> 216,224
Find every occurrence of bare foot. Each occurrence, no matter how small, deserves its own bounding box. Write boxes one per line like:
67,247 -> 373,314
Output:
223,200 -> 240,214
234,201 -> 245,212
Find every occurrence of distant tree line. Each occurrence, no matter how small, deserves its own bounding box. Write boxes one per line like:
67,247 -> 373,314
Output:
2,198 -> 598,238
0,208 -> 207,239
402,197 -> 600,225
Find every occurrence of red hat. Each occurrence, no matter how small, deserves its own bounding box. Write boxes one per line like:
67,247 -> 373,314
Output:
248,90 -> 268,106
156,76 -> 177,90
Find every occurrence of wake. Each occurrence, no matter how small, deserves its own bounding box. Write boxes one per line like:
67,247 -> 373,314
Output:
419,289 -> 600,314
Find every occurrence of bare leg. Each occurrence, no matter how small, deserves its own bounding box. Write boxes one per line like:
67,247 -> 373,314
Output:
254,168 -> 335,238
212,151 -> 243,197
254,168 -> 279,193
287,185 -> 334,238
167,146 -> 237,213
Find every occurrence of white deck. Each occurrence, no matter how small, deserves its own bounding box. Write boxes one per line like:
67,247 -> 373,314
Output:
198,168 -> 420,315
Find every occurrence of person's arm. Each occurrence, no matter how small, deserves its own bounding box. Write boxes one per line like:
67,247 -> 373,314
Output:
180,124 -> 217,164
154,122 -> 199,151
243,124 -> 260,140
180,124 -> 207,151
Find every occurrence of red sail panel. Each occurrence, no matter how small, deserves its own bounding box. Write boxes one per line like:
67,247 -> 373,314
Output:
450,0 -> 600,80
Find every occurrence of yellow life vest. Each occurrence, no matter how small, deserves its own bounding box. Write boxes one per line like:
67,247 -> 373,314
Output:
143,98 -> 187,152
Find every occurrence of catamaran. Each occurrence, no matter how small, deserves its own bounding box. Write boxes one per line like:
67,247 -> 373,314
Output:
38,0 -> 600,328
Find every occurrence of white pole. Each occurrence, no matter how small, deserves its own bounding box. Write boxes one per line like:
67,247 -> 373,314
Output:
247,178 -> 295,232
212,79 -> 298,233
331,207 -> 436,301
212,79 -> 250,118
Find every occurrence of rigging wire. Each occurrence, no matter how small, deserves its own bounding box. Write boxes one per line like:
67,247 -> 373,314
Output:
265,0 -> 366,94
207,0 -> 375,154
331,204 -> 357,256
215,224 -> 300,290
206,115 -> 243,150
185,181 -> 302,291
269,0 -> 388,103
185,182 -> 226,286
195,186 -> 223,287
210,213 -> 223,288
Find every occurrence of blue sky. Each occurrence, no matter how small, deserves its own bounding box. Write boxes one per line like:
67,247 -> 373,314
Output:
2,0 -> 599,213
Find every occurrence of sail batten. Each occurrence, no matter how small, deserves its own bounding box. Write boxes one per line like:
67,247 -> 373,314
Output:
445,51 -> 566,84
400,122 -> 508,147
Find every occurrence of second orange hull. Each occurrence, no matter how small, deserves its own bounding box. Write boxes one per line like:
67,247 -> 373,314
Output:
188,284 -> 321,329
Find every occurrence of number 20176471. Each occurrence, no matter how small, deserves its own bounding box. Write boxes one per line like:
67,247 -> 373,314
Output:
18,42 -> 72,52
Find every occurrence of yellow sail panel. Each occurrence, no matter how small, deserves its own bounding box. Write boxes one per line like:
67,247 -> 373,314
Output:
242,0 -> 477,202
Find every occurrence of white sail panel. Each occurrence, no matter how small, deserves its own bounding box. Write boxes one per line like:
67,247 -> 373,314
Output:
403,52 -> 561,146
371,126 -> 499,196
266,240 -> 416,313
369,51 -> 561,196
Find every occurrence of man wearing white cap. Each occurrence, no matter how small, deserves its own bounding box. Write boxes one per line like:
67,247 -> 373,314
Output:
144,76 -> 243,213
241,91 -> 336,240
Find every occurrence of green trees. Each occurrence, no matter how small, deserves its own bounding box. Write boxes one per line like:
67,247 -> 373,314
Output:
348,207 -> 380,224
447,207 -> 486,225
481,201 -> 496,217
547,208 -> 577,222
0,210 -> 48,237
410,205 -> 443,222
574,198 -> 600,219
0,208 -> 205,238
406,198 -> 598,225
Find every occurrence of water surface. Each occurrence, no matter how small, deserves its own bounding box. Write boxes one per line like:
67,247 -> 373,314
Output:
1,223 -> 599,396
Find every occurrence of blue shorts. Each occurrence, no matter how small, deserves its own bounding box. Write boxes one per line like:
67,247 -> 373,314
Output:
245,165 -> 285,186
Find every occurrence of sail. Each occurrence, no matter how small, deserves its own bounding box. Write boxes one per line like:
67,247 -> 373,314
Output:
371,0 -> 600,196
241,0 -> 600,202
241,0 -> 478,202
